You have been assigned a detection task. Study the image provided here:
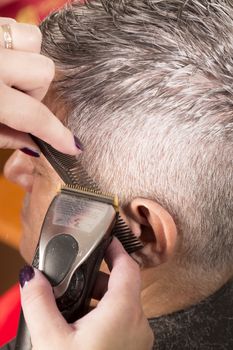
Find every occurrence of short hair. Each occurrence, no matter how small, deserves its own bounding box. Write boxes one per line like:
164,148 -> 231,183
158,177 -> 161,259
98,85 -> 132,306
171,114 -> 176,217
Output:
40,0 -> 233,275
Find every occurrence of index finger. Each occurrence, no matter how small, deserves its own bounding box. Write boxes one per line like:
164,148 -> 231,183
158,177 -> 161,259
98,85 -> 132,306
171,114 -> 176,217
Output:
0,20 -> 42,53
0,84 -> 81,155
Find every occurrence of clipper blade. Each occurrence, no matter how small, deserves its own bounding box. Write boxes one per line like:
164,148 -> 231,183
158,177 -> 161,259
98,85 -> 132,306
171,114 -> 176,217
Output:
61,184 -> 119,211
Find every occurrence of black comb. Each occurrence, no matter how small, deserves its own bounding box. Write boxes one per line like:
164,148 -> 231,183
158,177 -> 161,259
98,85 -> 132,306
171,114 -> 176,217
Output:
30,135 -> 143,254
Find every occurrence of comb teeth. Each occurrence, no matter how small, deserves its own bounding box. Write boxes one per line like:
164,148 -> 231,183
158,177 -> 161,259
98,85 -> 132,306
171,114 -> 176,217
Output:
31,135 -> 143,254
68,166 -> 100,191
112,217 -> 143,254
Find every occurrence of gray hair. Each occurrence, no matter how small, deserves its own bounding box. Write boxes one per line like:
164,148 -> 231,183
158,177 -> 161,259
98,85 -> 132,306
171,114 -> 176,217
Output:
40,0 -> 233,275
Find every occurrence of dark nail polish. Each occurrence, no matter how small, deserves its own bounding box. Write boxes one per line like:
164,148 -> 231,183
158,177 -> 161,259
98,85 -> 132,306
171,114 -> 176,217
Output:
74,135 -> 84,151
20,147 -> 40,158
19,265 -> 35,288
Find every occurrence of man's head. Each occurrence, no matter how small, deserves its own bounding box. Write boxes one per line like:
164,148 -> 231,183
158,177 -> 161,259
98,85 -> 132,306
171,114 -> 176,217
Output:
40,0 -> 233,274
4,0 -> 233,301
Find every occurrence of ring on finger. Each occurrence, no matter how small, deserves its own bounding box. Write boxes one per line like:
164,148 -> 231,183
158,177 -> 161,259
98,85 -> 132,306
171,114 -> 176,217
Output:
0,24 -> 13,49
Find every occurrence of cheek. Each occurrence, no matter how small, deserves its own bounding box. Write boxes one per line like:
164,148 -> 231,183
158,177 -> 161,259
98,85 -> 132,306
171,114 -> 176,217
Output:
20,191 -> 53,263
20,174 -> 61,263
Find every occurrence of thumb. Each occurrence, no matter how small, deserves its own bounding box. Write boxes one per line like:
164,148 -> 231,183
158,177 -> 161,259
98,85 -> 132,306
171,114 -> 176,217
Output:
19,266 -> 71,348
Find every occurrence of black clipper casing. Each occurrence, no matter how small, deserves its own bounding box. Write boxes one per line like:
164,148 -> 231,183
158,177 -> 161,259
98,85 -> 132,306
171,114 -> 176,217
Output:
32,186 -> 117,322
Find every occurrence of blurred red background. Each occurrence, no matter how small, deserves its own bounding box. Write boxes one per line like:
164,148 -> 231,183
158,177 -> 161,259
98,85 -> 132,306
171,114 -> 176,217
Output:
0,0 -> 67,24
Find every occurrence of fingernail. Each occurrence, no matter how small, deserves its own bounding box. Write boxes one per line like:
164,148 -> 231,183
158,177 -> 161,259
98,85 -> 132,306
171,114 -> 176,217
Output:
20,147 -> 40,158
19,265 -> 35,288
74,135 -> 84,151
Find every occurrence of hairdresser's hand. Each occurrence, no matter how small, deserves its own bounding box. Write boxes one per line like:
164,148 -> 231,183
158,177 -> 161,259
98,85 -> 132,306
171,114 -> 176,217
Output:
0,18 -> 81,155
20,239 -> 154,350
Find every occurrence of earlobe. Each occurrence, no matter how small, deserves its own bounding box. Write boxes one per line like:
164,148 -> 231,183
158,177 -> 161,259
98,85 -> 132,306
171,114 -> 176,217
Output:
127,198 -> 178,268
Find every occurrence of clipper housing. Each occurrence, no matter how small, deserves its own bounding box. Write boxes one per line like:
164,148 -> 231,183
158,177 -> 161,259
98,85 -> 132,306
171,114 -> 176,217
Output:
33,185 -> 118,321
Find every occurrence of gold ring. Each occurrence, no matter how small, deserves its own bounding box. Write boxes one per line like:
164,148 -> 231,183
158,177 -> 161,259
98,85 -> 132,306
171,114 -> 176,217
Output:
1,24 -> 13,49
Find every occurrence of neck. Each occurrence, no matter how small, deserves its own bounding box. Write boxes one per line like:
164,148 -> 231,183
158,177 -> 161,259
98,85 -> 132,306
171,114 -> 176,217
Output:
141,263 -> 231,318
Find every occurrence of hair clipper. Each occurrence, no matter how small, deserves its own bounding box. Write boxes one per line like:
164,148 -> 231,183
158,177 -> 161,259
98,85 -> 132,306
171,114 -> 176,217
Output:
32,185 -> 118,321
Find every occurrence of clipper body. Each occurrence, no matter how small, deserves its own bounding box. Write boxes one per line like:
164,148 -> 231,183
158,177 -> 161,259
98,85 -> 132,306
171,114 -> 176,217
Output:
33,186 -> 117,321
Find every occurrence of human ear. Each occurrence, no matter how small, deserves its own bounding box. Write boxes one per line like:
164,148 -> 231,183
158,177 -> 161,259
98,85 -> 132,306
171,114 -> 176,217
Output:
3,150 -> 34,192
123,198 -> 177,268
